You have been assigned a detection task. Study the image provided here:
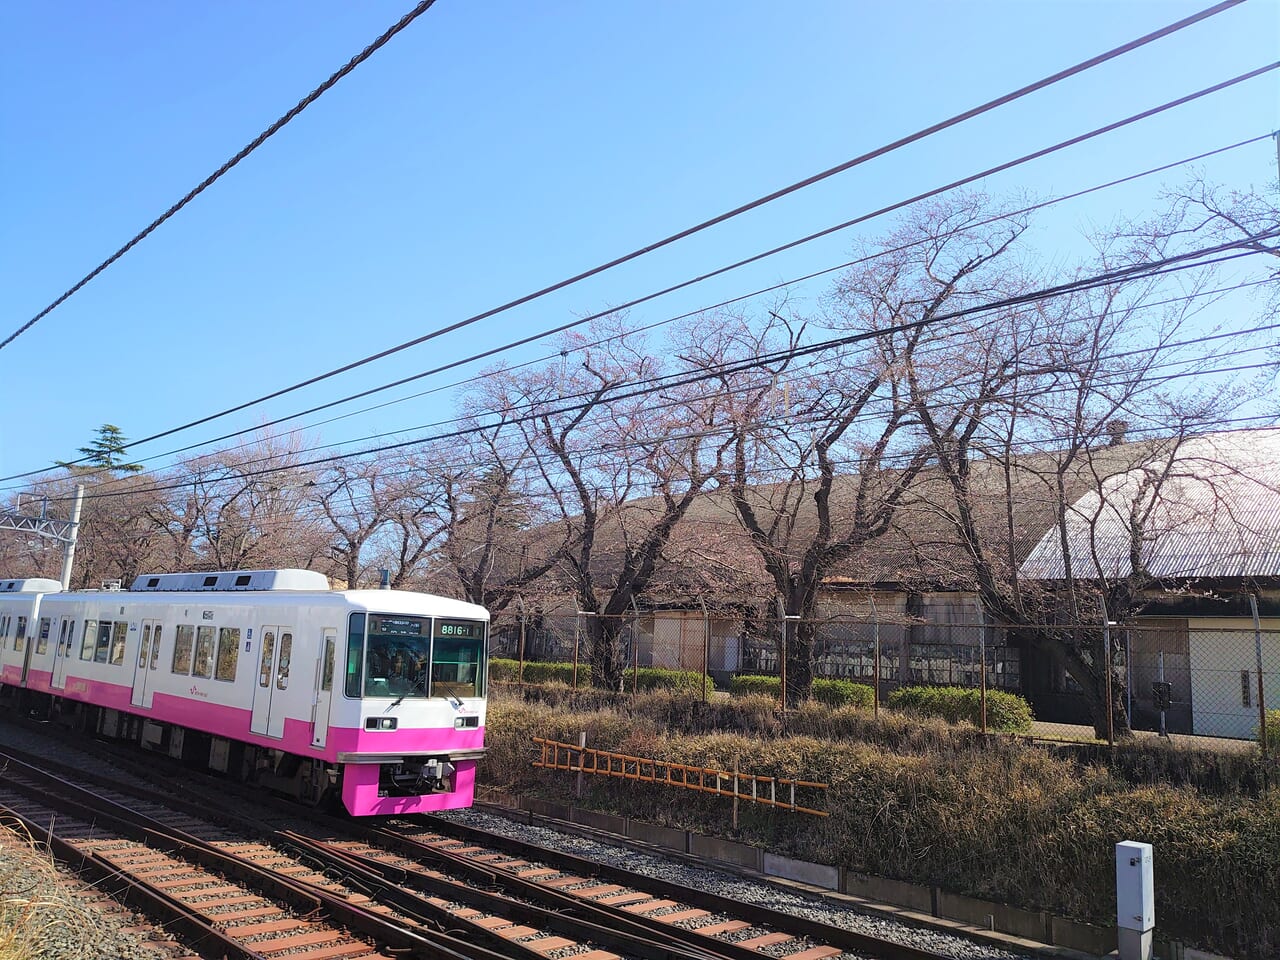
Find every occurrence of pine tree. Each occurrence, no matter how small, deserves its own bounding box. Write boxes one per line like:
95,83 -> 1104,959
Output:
58,424 -> 144,474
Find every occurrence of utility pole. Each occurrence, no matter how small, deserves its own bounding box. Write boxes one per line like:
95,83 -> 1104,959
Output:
0,484 -> 84,589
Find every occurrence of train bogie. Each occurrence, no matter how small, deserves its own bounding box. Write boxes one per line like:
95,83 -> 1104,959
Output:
0,569 -> 488,816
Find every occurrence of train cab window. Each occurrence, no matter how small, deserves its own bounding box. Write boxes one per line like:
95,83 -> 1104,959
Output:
431,619 -> 486,701
215,627 -> 240,681
110,622 -> 127,665
36,618 -> 51,655
81,620 -> 98,660
363,614 -> 430,699
345,614 -> 365,698
276,632 -> 292,690
192,626 -> 215,678
94,621 -> 113,663
138,624 -> 152,668
14,616 -> 27,652
171,624 -> 194,674
150,625 -> 162,670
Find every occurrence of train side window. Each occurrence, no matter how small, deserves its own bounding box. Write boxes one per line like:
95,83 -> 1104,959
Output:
150,625 -> 162,670
110,622 -> 127,666
59,619 -> 71,654
138,624 -> 152,668
215,628 -> 240,681
321,635 -> 335,692
192,626 -> 215,678
94,622 -> 113,663
81,620 -> 98,660
345,613 -> 365,698
14,616 -> 27,652
171,624 -> 194,674
36,617 -> 51,655
276,632 -> 292,690
0,615 -> 9,643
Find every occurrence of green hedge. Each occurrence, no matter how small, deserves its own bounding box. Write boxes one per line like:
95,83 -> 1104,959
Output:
728,675 -> 874,709
813,678 -> 875,708
729,674 -> 781,698
488,659 -> 589,685
488,659 -> 711,695
628,667 -> 715,697
888,684 -> 1033,733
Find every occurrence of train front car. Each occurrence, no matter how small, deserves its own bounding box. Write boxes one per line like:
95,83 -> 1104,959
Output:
332,591 -> 488,816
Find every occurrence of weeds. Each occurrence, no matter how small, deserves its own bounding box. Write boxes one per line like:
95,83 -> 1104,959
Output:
482,692 -> 1280,958
0,819 -> 99,960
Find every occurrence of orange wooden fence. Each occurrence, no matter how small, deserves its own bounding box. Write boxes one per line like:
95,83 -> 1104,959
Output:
532,737 -> 828,817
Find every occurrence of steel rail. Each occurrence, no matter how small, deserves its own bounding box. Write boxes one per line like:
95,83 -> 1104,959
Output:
0,751 -> 514,960
420,811 -> 953,960
1,742 -> 713,958
0,732 -> 955,960
283,831 -> 749,960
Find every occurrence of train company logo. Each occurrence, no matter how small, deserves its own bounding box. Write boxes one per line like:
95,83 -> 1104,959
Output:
188,685 -> 210,699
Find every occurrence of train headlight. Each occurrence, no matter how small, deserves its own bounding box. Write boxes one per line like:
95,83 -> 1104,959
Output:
364,717 -> 398,730
454,715 -> 479,729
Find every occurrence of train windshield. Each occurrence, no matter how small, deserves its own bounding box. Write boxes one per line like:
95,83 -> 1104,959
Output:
364,615 -> 431,698
361,614 -> 486,700
431,619 -> 486,700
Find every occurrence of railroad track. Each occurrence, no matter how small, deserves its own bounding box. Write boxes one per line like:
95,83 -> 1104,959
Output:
0,728 -> 979,960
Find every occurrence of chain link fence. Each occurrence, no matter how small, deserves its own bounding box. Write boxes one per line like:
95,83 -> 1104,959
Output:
488,607 -> 1279,752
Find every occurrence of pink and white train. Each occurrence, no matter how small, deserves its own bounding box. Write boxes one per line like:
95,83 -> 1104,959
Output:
0,569 -> 487,816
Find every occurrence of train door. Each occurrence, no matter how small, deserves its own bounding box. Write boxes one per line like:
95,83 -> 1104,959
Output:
310,628 -> 337,748
250,625 -> 291,738
50,618 -> 72,690
18,613 -> 39,686
130,619 -> 161,709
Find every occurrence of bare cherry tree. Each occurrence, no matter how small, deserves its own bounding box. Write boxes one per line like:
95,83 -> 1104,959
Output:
481,321 -> 734,689
903,190 -> 1278,737
679,196 -> 1029,706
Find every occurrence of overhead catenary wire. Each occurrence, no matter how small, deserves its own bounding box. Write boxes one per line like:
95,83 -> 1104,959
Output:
14,240 -> 1274,504
0,0 -> 440,352
14,119 -> 1275,487
23,233 -> 1280,503
26,229 -> 1278,506
17,1 -> 1249,471
221,277 -> 1280,486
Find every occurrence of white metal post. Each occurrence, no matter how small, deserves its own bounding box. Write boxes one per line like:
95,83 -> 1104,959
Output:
59,484 -> 85,591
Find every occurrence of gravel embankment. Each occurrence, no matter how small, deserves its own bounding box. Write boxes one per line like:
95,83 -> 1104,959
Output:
439,806 -> 1037,960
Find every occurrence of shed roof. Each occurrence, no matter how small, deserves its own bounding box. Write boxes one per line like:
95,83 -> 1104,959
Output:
1019,429 -> 1280,580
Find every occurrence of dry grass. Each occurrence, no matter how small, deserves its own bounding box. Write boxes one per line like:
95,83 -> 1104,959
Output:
0,819 -> 100,960
482,694 -> 1280,959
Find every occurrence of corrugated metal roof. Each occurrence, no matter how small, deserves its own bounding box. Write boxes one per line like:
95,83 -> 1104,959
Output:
1019,429 -> 1280,580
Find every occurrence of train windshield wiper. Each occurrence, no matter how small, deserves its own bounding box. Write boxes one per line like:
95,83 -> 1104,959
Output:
391,670 -> 428,707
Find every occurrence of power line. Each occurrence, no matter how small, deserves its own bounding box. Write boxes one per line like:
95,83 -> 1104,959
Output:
0,0 -> 439,352
13,236 -> 1274,504
25,1 -> 1244,463
27,230 -> 1278,505
18,117 -> 1274,487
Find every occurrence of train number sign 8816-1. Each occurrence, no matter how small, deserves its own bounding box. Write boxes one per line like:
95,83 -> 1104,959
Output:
436,620 -> 484,639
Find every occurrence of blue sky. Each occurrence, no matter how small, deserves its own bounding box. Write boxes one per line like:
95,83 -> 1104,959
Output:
1,0 -> 1277,483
